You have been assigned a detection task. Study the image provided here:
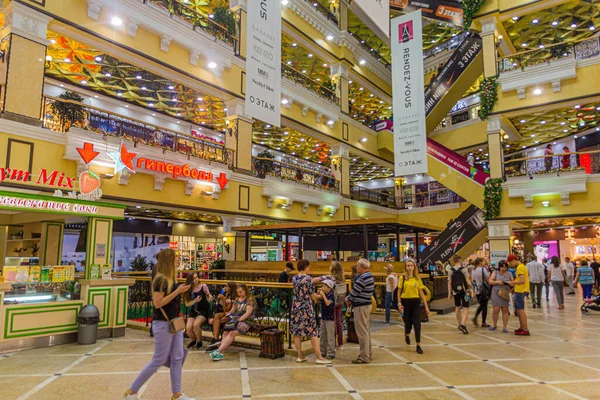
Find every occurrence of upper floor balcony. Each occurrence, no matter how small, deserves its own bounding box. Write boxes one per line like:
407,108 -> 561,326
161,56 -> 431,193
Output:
350,183 -> 464,211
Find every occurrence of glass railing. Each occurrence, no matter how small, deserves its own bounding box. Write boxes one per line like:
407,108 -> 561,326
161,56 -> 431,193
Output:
304,0 -> 339,26
282,64 -> 339,105
145,0 -> 238,49
497,36 -> 600,73
42,96 -> 234,167
252,157 -> 340,192
350,185 -> 463,210
504,150 -> 600,178
348,31 -> 391,70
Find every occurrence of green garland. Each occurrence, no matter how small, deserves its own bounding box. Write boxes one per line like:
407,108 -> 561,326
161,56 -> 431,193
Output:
463,0 -> 487,31
483,178 -> 503,220
477,76 -> 498,121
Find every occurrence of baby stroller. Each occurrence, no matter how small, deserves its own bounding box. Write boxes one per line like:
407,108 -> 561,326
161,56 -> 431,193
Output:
581,294 -> 600,315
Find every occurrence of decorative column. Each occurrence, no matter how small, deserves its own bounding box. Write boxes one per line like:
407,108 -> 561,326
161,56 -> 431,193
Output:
338,0 -> 349,31
331,143 -> 350,196
40,221 -> 65,266
0,2 -> 52,125
230,0 -> 247,58
225,99 -> 254,173
487,115 -> 503,179
85,217 -> 114,278
222,216 -> 253,262
330,62 -> 350,114
480,18 -> 498,79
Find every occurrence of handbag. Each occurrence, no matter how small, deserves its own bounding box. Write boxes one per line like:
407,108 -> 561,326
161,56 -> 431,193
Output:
223,315 -> 240,331
498,286 -> 511,301
160,307 -> 185,333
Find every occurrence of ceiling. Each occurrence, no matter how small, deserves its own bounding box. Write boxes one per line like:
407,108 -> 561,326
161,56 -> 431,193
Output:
45,31 -> 227,130
349,154 -> 394,182
348,81 -> 392,127
515,217 -> 600,230
125,206 -> 223,224
502,1 -> 600,54
282,34 -> 334,89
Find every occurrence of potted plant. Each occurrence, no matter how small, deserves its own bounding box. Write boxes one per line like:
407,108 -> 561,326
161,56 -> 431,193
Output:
50,90 -> 86,132
254,150 -> 275,178
211,6 -> 237,36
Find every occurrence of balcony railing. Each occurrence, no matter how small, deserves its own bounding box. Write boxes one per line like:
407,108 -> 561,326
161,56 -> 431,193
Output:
42,96 -> 234,167
145,0 -> 238,49
282,64 -> 339,105
504,150 -> 600,178
252,157 -> 339,192
498,36 -> 600,73
348,31 -> 392,70
350,185 -> 463,210
433,102 -> 481,131
304,0 -> 338,26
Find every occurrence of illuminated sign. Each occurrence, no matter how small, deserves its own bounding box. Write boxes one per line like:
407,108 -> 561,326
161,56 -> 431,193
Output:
0,196 -> 98,214
136,158 -> 229,189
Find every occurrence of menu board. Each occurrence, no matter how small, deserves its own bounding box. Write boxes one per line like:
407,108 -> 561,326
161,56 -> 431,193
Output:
52,266 -> 66,283
29,266 -> 41,282
16,266 -> 29,283
3,266 -> 17,282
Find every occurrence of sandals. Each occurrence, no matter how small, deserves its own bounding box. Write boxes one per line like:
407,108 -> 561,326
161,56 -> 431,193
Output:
351,358 -> 369,364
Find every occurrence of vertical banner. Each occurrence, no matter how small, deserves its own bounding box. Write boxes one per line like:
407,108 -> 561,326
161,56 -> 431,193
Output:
391,11 -> 427,177
390,0 -> 463,26
350,0 -> 390,40
245,0 -> 281,126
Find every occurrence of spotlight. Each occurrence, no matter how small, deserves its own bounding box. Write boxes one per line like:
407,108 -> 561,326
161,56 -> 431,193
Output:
111,16 -> 123,26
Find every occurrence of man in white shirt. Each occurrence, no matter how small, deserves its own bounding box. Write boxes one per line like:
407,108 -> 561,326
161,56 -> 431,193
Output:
565,257 -> 576,295
526,255 -> 545,308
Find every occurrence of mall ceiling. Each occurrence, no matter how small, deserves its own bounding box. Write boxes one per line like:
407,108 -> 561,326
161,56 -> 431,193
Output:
348,82 -> 392,127
516,217 -> 600,230
282,34 -> 333,89
45,31 -> 227,130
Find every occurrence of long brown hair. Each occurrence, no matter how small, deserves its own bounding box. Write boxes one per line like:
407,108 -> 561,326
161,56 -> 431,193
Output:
402,258 -> 423,284
182,272 -> 198,303
226,281 -> 237,301
153,248 -> 177,294
330,261 -> 344,283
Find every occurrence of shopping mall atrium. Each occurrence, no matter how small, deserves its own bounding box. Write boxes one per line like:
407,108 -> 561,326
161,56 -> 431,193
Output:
1,0 -> 600,398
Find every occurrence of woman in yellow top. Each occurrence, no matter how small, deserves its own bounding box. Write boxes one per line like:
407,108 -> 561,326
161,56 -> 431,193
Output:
397,259 -> 430,354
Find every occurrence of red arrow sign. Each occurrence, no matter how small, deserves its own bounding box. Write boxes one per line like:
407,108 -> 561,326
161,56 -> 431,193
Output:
76,142 -> 100,165
216,172 -> 229,189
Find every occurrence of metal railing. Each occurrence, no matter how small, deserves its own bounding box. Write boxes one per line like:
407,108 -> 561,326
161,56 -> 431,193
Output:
348,103 -> 381,131
423,32 -> 468,59
282,64 -> 339,105
304,0 -> 338,26
498,36 -> 600,73
348,31 -> 392,70
350,185 -> 463,210
503,150 -> 600,178
433,102 -> 482,131
252,157 -> 340,192
42,96 -> 234,167
145,0 -> 238,49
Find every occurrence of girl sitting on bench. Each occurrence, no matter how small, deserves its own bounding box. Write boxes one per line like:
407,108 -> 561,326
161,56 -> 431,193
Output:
207,281 -> 237,349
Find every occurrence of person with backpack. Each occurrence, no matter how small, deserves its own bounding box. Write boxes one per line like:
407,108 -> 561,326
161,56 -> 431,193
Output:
397,258 -> 430,354
313,261 -> 346,350
471,258 -> 490,328
447,255 -> 474,334
384,264 -> 399,323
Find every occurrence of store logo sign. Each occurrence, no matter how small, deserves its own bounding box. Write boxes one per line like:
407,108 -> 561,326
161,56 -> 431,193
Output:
0,167 -> 76,188
398,20 -> 414,43
0,196 -> 98,214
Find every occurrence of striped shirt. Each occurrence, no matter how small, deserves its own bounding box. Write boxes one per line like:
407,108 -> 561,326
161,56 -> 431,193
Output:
348,271 -> 374,307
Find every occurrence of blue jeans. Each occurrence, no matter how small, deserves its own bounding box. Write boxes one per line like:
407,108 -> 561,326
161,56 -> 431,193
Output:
385,292 -> 393,322
131,320 -> 184,393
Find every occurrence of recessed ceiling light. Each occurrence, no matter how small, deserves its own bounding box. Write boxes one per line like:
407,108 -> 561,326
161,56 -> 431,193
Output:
281,99 -> 289,105
552,21 -> 558,26
539,44 -> 545,49
564,129 -> 568,132
105,73 -> 111,77
111,16 -> 123,26
540,120 -> 546,124
326,35 -> 334,41
497,35 -> 503,40
149,103 -> 154,107
168,85 -> 174,89
560,122 -> 566,125
521,43 -> 528,47
292,43 -> 297,47
284,131 -> 289,135
152,113 -> 156,116
286,61 -> 292,65
292,152 -> 295,155
95,56 -> 102,62
532,18 -> 539,24
531,134 -> 536,137
533,88 -> 542,95
359,59 -> 366,65
575,135 -> 578,138
522,145 -> 526,148
208,61 -> 217,69
81,80 -> 87,84
94,95 -> 98,98
590,25 -> 596,31
506,144 -> 510,148
512,16 -> 519,21
117,92 -> 123,97
302,70 -> 307,73
177,113 -> 181,116
360,137 -> 367,143
520,119 -> 526,123
266,124 -> 271,128
535,141 -> 539,143
323,63 -> 328,67
571,22 -> 577,28
575,104 -> 581,109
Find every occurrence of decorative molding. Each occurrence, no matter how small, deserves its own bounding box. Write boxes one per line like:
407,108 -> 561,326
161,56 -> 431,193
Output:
126,19 -> 140,37
301,106 -> 309,117
317,205 -> 323,216
524,195 -> 533,208
505,170 -> 588,207
262,177 -> 342,210
282,99 -> 293,110
499,57 -> 577,98
340,31 -> 391,85
222,215 -> 253,233
423,48 -> 454,74
316,113 -> 322,123
551,79 -> 561,93
330,62 -> 349,78
77,161 -> 88,176
289,0 -> 339,38
330,143 -> 350,158
281,77 -> 339,123
560,192 -> 570,206
185,181 -> 195,196
229,0 -> 248,11
487,221 -> 512,239
486,115 -> 502,134
160,34 -> 172,52
2,1 -> 53,44
267,196 -> 275,208
87,0 -> 102,20
282,200 -> 294,211
189,49 -> 201,65
302,202 -> 309,213
153,174 -> 166,191
516,87 -> 526,100
211,186 -> 221,200
118,170 -> 131,186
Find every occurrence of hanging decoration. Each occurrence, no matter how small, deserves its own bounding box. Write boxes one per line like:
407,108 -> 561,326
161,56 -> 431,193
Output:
463,0 -> 487,31
483,178 -> 503,220
478,76 -> 499,121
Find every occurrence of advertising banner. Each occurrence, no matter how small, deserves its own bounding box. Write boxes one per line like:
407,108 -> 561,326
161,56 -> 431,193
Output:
490,250 -> 509,267
245,0 -> 281,126
424,33 -> 482,117
351,0 -> 390,39
533,241 -> 559,264
391,11 -> 427,177
419,204 -> 486,266
426,138 -> 489,185
390,0 -> 463,26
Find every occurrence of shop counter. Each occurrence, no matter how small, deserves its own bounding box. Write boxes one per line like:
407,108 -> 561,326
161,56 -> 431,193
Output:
0,278 -> 135,352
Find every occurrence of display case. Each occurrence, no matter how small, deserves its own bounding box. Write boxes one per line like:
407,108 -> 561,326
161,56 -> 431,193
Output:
3,281 -> 80,304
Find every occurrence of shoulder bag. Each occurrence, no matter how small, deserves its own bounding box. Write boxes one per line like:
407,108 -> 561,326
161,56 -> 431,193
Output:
160,307 -> 185,333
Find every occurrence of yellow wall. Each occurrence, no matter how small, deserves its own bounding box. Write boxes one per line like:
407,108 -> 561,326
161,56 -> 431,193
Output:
430,120 -> 488,151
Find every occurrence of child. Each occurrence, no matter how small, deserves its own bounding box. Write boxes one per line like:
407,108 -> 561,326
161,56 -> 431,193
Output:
318,279 -> 336,359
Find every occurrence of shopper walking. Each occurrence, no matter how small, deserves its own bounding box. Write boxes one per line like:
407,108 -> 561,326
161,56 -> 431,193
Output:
543,258 -> 551,301
565,257 -> 576,295
397,258 -> 430,354
549,256 -> 567,309
575,260 -> 595,301
544,144 -> 554,172
507,255 -> 530,336
124,249 -> 195,400
448,255 -> 474,334
471,258 -> 490,328
384,264 -> 399,323
526,255 -> 545,308
489,260 -> 511,332
346,258 -> 374,364
313,261 -> 346,349
290,260 -> 331,364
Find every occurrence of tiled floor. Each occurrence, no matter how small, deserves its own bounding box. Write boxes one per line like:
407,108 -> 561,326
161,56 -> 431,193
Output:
3,292 -> 600,400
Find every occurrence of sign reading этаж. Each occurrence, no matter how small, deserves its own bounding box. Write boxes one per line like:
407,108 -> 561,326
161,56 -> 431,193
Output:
391,11 -> 427,177
246,0 -> 281,127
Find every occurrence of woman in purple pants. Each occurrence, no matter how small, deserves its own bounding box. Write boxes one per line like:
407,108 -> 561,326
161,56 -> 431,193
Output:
123,249 -> 194,400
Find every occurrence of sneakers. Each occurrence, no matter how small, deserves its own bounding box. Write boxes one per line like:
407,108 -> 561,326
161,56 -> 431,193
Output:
515,329 -> 531,336
416,345 -> 423,354
210,350 -> 224,361
186,340 -> 197,349
172,394 -> 196,400
502,328 -> 509,333
458,324 -> 469,334
316,358 -> 332,365
489,326 -> 497,331
195,340 -> 203,350
206,341 -> 220,352
296,357 -> 308,363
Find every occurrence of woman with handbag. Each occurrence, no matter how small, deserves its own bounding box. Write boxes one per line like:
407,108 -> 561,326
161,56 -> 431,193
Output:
124,249 -> 195,400
397,259 -> 430,354
489,260 -> 511,333
549,256 -> 567,309
209,284 -> 255,361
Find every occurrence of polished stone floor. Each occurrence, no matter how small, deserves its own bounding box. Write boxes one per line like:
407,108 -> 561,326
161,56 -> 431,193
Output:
3,292 -> 600,400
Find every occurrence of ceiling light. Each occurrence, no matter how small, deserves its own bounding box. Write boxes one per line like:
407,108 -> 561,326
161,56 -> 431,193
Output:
522,145 -> 526,148
532,18 -> 539,24
286,61 -> 292,65
177,113 -> 181,116
323,63 -> 328,67
564,129 -> 568,132
560,121 -> 566,125
111,16 -> 123,26
590,26 -> 596,31
94,95 -> 98,98
326,35 -> 334,41
141,86 -> 147,91
575,104 -> 581,109
540,120 -> 546,124
533,88 -> 542,95
292,152 -> 295,155
535,141 -> 539,144
284,131 -> 289,135
263,132 -> 267,135
542,201 -> 549,207
539,44 -> 545,49
266,124 -> 271,128
149,103 -> 154,107
45,55 -> 53,62
512,16 -> 519,21
359,59 -> 366,66
105,72 -> 111,77
168,85 -> 174,89
531,134 -> 536,137
521,43 -> 527,47
281,99 -> 289,105
81,80 -> 87,84
208,14 -> 214,18
520,119 -> 526,123
574,135 -> 578,138
292,43 -> 297,47
281,0 -> 288,5
571,22 -> 577,28
197,97 -> 203,101
552,21 -> 558,26
152,113 -> 156,116
64,58 -> 71,63
506,144 -> 510,148
117,92 -> 123,97
327,120 -> 334,125
208,61 -> 217,69
360,138 -> 367,143
497,35 -> 503,40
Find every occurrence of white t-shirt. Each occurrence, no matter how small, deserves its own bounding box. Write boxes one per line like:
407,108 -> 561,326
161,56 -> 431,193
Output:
550,263 -> 566,282
526,261 -> 545,284
467,155 -> 475,166
386,274 -> 399,293
471,268 -> 489,295
565,262 -> 575,277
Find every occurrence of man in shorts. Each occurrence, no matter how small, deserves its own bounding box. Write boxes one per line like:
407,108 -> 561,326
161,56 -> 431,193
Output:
508,254 -> 531,336
448,255 -> 474,334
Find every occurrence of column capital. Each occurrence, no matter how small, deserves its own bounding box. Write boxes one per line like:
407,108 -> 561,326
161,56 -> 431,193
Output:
330,143 -> 350,158
225,98 -> 254,124
479,16 -> 498,37
2,1 -> 53,45
330,62 -> 350,79
486,115 -> 502,135
222,215 -> 253,233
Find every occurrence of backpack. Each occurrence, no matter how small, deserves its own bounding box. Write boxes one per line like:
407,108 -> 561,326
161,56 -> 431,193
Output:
450,267 -> 467,295
334,282 -> 347,305
479,269 -> 491,299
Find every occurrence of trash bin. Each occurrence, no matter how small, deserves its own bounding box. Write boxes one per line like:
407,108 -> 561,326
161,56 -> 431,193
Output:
78,305 -> 100,345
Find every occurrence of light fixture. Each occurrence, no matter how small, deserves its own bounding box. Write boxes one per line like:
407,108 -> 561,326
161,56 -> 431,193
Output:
323,63 -> 328,67
564,129 -> 569,133
327,120 -> 334,125
326,34 -> 334,41
532,18 -> 539,24
574,135 -> 578,138
497,34 -> 503,40
64,57 -> 71,63
539,44 -> 545,49
81,80 -> 87,85
571,22 -> 577,28
281,99 -> 289,105
308,53 -> 313,57
142,86 -> 147,90
506,144 -> 510,148
590,25 -> 596,31
521,43 -> 528,47
208,14 -> 214,18
533,88 -> 542,95
540,120 -> 546,124
302,70 -> 307,73
105,72 -> 111,77
520,119 -> 526,123
111,16 -> 123,26
168,85 -> 174,89
197,97 -> 203,101
531,134 -> 536,137
560,121 -> 566,125
286,61 -> 292,65
281,0 -> 289,4
575,104 -> 581,109
360,137 -> 367,143
522,145 -> 526,148
552,21 -> 558,26
512,16 -> 519,21
149,103 -> 154,107
542,201 -> 549,207
117,92 -> 123,97
359,59 -> 366,66
292,43 -> 297,47
208,61 -> 217,69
